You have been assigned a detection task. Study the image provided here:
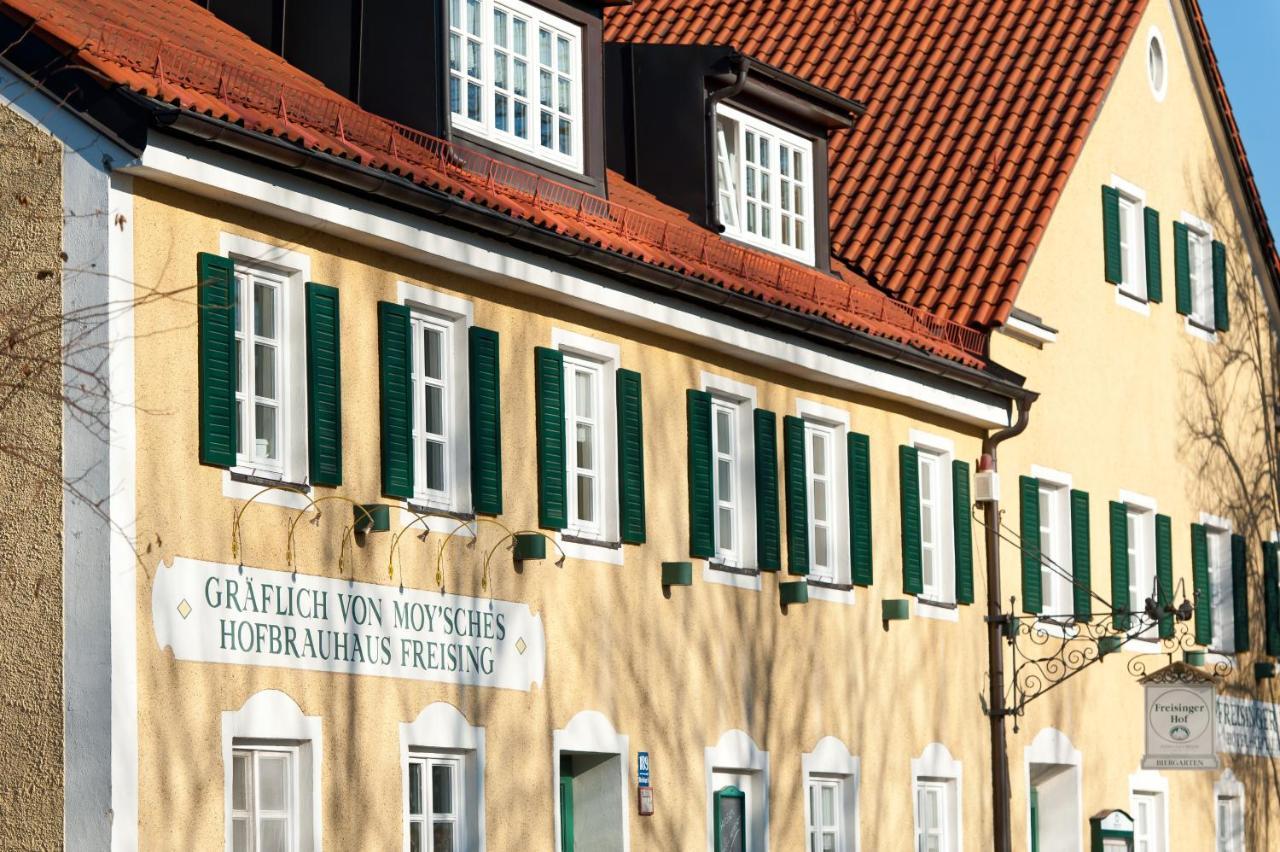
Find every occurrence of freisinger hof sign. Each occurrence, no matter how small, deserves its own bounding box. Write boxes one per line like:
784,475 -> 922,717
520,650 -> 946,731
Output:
1141,662 -> 1220,770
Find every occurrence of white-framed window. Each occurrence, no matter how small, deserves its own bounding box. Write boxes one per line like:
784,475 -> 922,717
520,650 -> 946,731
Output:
803,737 -> 860,852
1132,791 -> 1166,852
407,754 -> 463,852
713,397 -> 743,565
714,102 -> 816,265
232,746 -> 298,852
705,730 -> 769,852
1203,516 -> 1236,653
919,451 -> 945,599
911,744 -> 961,852
807,778 -> 842,852
1035,468 -> 1073,618
222,691 -> 322,852
447,0 -> 583,172
1122,492 -> 1157,636
410,313 -> 454,507
1186,217 -> 1216,330
1215,770 -> 1245,852
1113,180 -> 1147,302
806,419 -> 838,582
400,702 -> 486,852
564,353 -> 604,537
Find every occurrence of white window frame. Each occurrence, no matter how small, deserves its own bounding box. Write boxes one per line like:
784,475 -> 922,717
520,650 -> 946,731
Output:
400,702 -> 486,852
231,744 -> 299,852
911,743 -> 962,852
700,374 -> 760,589
1032,466 -> 1074,622
222,690 -> 322,851
1110,176 -> 1148,308
1147,26 -> 1169,102
802,737 -> 860,852
407,753 -> 464,852
233,265 -> 287,476
1121,490 -> 1158,644
705,730 -> 770,852
1214,770 -> 1246,852
798,400 -> 853,604
1201,512 -> 1237,655
219,234 -> 310,509
1183,212 -> 1217,335
446,0 -> 584,173
912,430 -> 956,619
552,329 -> 621,564
1128,770 -> 1169,852
564,353 -> 604,537
714,102 -> 817,265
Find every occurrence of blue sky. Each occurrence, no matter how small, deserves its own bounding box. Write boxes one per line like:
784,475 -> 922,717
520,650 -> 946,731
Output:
1200,0 -> 1280,229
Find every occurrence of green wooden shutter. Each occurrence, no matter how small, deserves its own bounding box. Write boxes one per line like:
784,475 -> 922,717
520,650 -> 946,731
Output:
535,347 -> 567,530
953,459 -> 973,605
1155,514 -> 1174,639
1020,476 -> 1042,614
305,283 -> 342,486
1264,542 -> 1280,656
1192,523 -> 1212,646
686,389 -> 714,558
754,410 -> 781,572
1101,186 -> 1122,284
1110,501 -> 1130,629
1174,222 -> 1192,315
849,432 -> 874,586
1144,207 -> 1163,303
198,252 -> 237,468
1212,239 -> 1230,331
1232,533 -> 1250,652
377,301 -> 414,499
616,369 -> 646,544
468,327 -> 503,515
1070,490 -> 1092,621
899,445 -> 922,595
783,415 -> 809,576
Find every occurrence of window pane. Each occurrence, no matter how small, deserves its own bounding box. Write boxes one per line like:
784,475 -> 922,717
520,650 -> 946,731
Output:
576,475 -> 595,523
539,29 -> 551,65
813,524 -> 829,567
513,19 -> 527,53
813,481 -> 828,522
821,785 -> 835,823
232,818 -> 250,852
254,343 -> 276,400
465,0 -> 480,33
232,754 -> 249,811
495,94 -> 508,131
426,441 -> 446,492
253,282 -> 276,339
576,423 -> 593,469
255,405 -> 278,460
257,754 -> 288,811
717,459 -> 732,501
431,763 -> 454,815
259,817 -> 289,852
424,329 -> 443,379
410,822 -> 424,852
433,822 -> 456,852
540,70 -> 553,107
559,118 -> 572,155
715,409 -> 732,453
810,431 -> 826,475
718,507 -> 733,550
494,9 -> 507,46
574,370 -> 594,418
409,762 -> 423,815
425,386 -> 445,435
467,83 -> 481,121
514,61 -> 528,97
557,36 -> 570,72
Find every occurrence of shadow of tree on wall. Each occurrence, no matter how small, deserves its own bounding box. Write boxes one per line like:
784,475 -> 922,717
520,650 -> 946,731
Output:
1179,164 -> 1280,852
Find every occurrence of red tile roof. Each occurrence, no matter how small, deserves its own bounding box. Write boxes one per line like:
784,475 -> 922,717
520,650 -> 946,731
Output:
606,0 -> 1280,329
0,0 -> 987,366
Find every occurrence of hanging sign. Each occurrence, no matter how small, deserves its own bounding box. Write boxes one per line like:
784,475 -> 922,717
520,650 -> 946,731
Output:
1141,663 -> 1220,770
153,557 -> 546,691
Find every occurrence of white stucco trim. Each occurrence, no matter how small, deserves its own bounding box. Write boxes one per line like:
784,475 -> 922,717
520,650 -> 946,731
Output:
802,737 -> 861,852
222,690 -> 324,851
398,280 -> 476,323
1116,288 -> 1153,316
700,371 -> 761,585
399,702 -> 486,852
1120,489 -> 1157,513
126,136 -> 1012,428
1147,25 -> 1169,102
911,743 -> 964,852
553,710 -> 631,852
1110,175 -> 1148,205
998,313 -> 1058,346
1214,769 -> 1246,852
705,729 -> 770,852
797,399 -> 855,604
1128,768 -> 1171,852
1023,728 -> 1084,852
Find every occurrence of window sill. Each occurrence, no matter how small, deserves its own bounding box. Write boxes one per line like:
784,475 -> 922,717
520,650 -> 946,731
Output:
222,469 -> 311,509
806,578 -> 853,592
1185,316 -> 1219,343
703,561 -> 762,591
401,504 -> 477,538
915,597 -> 960,622
709,561 -> 758,577
229,469 -> 308,492
805,579 -> 856,606
556,533 -> 624,566
1114,287 -> 1151,316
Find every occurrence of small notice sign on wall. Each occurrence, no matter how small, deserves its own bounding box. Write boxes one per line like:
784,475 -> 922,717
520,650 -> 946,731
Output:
1141,662 -> 1220,770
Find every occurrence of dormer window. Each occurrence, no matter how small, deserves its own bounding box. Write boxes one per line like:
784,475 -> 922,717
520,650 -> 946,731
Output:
447,0 -> 582,172
714,103 -> 816,265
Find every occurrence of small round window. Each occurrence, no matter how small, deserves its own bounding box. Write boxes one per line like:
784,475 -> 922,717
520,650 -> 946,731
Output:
1147,29 -> 1168,101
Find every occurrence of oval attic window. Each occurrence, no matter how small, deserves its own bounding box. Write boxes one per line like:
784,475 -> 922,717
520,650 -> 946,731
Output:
1148,31 -> 1167,100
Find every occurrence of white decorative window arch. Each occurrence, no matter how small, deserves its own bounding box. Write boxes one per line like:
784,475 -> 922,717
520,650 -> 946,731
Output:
1024,728 -> 1083,852
705,729 -> 770,852
553,710 -> 630,852
911,742 -> 963,852
802,736 -> 860,851
400,702 -> 487,852
221,689 -> 323,851
1128,768 -> 1170,852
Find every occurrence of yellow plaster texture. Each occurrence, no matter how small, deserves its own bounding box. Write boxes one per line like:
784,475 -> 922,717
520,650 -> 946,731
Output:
0,103 -> 64,849
992,0 -> 1280,848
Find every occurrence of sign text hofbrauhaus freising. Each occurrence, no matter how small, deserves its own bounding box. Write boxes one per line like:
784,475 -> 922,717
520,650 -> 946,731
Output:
153,557 -> 546,691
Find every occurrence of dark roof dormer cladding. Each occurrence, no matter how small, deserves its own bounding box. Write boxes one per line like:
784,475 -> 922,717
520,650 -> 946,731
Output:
195,0 -> 615,194
604,44 -> 861,271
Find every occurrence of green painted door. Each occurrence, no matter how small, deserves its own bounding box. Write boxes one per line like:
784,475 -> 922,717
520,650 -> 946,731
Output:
714,786 -> 746,852
1030,787 -> 1040,852
560,774 -> 574,852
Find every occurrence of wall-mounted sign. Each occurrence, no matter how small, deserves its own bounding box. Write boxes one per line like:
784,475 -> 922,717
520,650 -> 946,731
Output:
153,557 -> 546,691
1217,696 -> 1280,757
637,751 -> 650,787
1141,663 -> 1219,770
